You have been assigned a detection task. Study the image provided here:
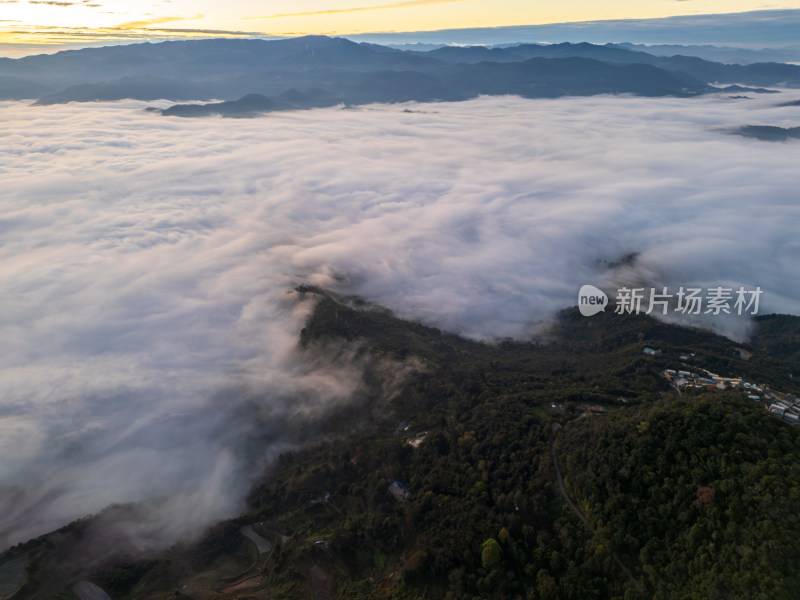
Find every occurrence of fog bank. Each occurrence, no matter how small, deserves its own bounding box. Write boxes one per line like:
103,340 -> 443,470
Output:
1,92 -> 798,551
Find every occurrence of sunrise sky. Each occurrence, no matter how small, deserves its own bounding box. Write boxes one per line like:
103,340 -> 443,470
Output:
1,0 -> 799,56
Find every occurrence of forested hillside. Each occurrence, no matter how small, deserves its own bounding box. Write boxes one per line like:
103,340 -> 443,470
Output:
560,395 -> 800,599
5,289 -> 799,599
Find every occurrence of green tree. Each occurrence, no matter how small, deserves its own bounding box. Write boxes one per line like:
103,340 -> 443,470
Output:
481,538 -> 502,570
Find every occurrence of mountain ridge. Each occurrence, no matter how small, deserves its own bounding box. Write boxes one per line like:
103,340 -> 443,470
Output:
2,36 -> 799,107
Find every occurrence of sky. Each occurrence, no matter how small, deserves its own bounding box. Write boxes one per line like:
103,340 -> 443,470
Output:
1,91 -> 799,550
2,0 -> 800,55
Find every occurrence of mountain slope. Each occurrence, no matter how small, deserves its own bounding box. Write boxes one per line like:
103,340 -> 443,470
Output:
2,36 -> 797,105
559,395 -> 800,599
158,56 -> 710,118
418,42 -> 800,87
33,76 -> 212,105
5,290 -> 799,599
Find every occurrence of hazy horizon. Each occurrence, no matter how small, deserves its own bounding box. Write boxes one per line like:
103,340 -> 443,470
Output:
2,6 -> 800,57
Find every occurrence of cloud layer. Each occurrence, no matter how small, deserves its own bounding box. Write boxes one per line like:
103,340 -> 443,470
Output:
1,92 -> 799,551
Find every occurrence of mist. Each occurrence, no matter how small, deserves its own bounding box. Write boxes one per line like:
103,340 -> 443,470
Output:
1,92 -> 798,552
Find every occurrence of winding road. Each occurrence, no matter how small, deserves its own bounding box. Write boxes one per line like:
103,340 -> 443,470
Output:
551,436 -> 591,526
551,429 -> 635,583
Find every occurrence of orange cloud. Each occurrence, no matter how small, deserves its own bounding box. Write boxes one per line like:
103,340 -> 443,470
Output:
113,15 -> 203,30
247,0 -> 473,20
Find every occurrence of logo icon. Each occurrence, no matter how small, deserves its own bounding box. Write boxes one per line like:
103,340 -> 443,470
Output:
578,285 -> 608,317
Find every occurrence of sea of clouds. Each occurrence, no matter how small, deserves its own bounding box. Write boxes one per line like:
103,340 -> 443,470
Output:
1,93 -> 798,552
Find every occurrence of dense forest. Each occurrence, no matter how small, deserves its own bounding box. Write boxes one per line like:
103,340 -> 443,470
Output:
560,395 -> 800,599
3,289 -> 799,599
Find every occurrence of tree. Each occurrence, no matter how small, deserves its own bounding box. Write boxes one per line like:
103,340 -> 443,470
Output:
481,538 -> 503,570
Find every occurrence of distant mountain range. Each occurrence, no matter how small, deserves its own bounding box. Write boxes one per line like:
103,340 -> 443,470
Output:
386,42 -> 800,65
610,43 -> 800,66
348,9 -> 800,48
157,57 -> 711,118
2,35 -> 799,116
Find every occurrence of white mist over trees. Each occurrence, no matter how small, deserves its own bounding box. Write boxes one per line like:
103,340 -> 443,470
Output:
0,93 -> 798,551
